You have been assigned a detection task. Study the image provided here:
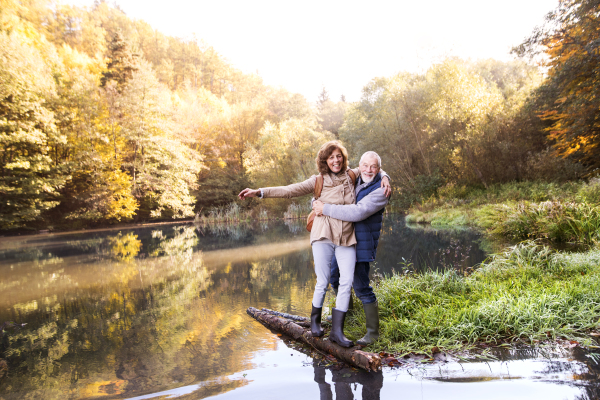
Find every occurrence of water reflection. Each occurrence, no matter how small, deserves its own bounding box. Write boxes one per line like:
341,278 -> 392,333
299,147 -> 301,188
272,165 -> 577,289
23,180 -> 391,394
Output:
313,363 -> 384,400
376,217 -> 488,275
0,221 -> 318,399
4,216 -> 585,400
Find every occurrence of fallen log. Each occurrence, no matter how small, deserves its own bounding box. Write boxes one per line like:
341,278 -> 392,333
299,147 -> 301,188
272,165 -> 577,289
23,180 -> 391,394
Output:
261,308 -> 308,322
260,308 -> 310,328
246,307 -> 381,371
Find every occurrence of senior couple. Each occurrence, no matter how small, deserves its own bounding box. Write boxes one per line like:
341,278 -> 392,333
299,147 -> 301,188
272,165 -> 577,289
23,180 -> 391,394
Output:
238,141 -> 389,348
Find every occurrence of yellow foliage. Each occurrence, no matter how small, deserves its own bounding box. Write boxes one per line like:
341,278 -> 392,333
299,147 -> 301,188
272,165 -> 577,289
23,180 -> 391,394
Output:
58,43 -> 104,76
81,380 -> 126,397
108,232 -> 142,261
106,170 -> 138,221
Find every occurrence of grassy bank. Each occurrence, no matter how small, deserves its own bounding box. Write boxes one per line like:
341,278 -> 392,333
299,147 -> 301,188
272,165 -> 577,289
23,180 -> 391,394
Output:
406,180 -> 600,246
345,241 -> 600,355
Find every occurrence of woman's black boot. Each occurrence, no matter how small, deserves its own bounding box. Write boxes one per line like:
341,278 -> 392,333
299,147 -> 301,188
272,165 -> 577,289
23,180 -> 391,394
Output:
329,308 -> 354,347
311,305 -> 325,337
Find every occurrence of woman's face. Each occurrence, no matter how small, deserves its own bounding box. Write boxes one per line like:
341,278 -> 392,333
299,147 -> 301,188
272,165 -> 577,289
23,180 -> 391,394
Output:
327,149 -> 344,174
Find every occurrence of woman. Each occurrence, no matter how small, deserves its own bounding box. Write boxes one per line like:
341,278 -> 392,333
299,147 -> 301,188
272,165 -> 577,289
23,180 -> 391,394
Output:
238,141 -> 389,348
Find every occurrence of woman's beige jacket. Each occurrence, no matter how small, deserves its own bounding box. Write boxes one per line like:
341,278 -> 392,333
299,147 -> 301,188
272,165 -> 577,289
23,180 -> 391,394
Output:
261,168 -> 359,246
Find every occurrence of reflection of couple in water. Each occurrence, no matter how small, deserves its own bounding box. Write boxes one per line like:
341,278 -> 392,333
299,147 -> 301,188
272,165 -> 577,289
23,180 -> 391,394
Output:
313,361 -> 384,400
239,140 -> 390,348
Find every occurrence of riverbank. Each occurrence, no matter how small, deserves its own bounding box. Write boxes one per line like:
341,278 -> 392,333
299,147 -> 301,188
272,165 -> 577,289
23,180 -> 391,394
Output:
345,241 -> 600,355
406,180 -> 600,245
344,180 -> 600,356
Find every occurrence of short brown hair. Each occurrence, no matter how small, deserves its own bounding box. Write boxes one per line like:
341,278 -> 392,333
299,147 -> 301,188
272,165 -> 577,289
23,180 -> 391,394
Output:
315,141 -> 349,175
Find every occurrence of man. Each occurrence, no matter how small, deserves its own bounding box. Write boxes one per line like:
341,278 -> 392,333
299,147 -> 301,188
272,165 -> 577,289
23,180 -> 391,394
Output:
312,151 -> 389,346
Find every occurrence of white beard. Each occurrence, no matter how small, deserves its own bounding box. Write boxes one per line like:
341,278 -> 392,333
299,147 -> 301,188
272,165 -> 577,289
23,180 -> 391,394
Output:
361,174 -> 374,183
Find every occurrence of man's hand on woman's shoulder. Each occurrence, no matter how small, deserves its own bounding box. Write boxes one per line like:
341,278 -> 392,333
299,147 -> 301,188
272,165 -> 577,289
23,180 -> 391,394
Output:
380,177 -> 392,197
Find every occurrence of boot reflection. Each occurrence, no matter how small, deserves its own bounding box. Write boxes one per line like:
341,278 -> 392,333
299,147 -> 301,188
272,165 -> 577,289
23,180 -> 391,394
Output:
313,362 -> 333,400
313,362 -> 384,400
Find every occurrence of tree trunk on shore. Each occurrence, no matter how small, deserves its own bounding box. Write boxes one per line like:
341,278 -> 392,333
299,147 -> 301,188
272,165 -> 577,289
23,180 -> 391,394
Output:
246,307 -> 382,371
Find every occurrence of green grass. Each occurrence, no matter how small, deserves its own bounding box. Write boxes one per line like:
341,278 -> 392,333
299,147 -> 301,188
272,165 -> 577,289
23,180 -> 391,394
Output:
420,179 -> 600,210
406,208 -> 470,226
345,241 -> 600,355
407,180 -> 600,246
477,201 -> 600,245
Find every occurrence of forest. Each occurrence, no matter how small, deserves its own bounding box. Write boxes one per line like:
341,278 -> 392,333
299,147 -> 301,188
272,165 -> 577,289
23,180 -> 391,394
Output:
1,0 -> 598,231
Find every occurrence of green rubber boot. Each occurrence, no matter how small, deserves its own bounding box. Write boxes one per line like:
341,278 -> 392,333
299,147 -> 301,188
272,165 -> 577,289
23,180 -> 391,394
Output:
356,302 -> 379,346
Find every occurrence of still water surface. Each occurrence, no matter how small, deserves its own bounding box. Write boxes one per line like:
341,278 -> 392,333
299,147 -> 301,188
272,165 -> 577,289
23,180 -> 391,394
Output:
0,216 -> 599,399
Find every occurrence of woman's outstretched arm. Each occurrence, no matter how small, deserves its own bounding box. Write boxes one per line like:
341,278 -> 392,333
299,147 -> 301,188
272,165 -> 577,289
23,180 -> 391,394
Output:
239,175 -> 317,200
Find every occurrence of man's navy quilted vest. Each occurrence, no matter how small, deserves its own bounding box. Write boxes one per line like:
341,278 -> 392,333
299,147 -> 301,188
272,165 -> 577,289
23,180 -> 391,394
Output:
355,172 -> 385,262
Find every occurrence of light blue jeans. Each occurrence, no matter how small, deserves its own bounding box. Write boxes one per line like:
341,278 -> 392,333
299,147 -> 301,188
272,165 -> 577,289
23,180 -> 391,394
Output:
311,238 -> 356,312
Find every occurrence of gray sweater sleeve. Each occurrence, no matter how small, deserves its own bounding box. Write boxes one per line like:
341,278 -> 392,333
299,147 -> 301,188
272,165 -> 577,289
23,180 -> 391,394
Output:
322,188 -> 388,222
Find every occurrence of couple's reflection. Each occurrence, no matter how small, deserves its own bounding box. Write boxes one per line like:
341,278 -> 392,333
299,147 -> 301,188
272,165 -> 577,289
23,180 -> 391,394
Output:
313,361 -> 383,400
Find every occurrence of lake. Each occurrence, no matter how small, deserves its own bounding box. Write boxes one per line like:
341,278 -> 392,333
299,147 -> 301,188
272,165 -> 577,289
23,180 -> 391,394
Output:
1,216 -> 599,399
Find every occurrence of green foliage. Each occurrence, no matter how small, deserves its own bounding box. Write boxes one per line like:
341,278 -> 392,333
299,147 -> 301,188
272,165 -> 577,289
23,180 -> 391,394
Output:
394,173 -> 444,210
100,30 -> 138,91
406,208 -> 469,227
422,180 -> 589,211
341,58 -> 565,211
316,86 -> 348,137
0,31 -> 67,229
346,241 -> 600,354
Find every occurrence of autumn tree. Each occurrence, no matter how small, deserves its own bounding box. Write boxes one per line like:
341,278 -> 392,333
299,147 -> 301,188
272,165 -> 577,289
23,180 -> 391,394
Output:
315,86 -> 348,137
51,46 -> 138,222
0,32 -> 67,229
120,61 -> 203,218
515,0 -> 600,171
101,30 -> 138,91
0,0 -> 321,228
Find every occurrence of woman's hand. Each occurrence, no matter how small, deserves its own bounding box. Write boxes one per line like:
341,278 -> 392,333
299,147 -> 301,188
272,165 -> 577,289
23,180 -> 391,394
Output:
313,200 -> 324,216
238,188 -> 260,200
381,176 -> 392,197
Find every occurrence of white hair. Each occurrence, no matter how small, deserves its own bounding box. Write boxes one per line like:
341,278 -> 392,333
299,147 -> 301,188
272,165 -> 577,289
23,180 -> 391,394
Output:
359,151 -> 381,167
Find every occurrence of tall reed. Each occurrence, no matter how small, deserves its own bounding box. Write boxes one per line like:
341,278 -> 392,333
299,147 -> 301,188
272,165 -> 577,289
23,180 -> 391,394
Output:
194,202 -> 267,224
283,202 -> 311,219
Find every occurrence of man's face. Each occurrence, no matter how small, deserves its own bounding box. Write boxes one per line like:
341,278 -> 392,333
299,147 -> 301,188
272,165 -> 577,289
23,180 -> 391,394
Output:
359,156 -> 380,183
